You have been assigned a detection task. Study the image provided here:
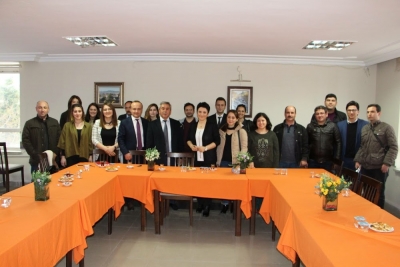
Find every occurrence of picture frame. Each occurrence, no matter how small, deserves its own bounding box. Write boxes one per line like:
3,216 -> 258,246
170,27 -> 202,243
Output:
94,82 -> 124,108
227,86 -> 253,118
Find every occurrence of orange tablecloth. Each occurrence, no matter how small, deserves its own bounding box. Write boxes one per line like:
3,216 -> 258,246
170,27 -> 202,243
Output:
259,169 -> 400,266
4,164 -> 125,263
116,165 -> 152,208
0,196 -> 89,267
147,167 -> 252,218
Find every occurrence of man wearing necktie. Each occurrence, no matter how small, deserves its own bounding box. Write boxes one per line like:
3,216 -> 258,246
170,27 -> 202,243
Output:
146,101 -> 184,166
118,100 -> 148,163
208,97 -> 227,129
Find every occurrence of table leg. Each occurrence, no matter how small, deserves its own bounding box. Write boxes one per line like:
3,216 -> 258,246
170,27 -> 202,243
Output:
249,196 -> 256,235
65,250 -> 72,267
271,219 -> 276,241
79,258 -> 85,267
107,208 -> 113,235
293,253 -> 300,267
141,203 -> 146,231
154,190 -> 161,234
235,200 -> 242,236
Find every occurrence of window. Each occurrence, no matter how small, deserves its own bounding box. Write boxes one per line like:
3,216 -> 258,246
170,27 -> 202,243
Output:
0,72 -> 20,148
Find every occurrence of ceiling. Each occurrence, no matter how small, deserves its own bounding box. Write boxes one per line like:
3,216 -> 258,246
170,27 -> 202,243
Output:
1,0 -> 400,66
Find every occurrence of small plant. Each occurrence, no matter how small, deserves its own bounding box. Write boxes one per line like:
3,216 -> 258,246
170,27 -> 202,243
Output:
236,152 -> 254,169
145,147 -> 160,162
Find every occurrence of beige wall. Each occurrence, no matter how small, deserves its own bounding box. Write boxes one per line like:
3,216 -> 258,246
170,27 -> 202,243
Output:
376,58 -> 400,210
20,61 -> 376,127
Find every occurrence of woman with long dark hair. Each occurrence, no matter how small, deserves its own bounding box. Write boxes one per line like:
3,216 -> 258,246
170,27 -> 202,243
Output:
59,95 -> 82,130
144,103 -> 159,121
85,103 -> 101,124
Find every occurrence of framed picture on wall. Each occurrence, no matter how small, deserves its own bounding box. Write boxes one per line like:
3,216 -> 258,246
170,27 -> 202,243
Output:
94,82 -> 124,108
227,86 -> 253,118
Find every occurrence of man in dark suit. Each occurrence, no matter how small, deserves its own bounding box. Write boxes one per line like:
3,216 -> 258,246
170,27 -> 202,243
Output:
118,100 -> 148,163
117,101 -> 132,121
207,97 -> 227,128
146,101 -> 183,166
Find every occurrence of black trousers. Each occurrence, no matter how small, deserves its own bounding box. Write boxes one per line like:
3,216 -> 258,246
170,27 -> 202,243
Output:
360,168 -> 388,209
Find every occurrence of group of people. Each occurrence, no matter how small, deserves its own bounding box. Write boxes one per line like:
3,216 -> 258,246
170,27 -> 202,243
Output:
21,93 -> 397,213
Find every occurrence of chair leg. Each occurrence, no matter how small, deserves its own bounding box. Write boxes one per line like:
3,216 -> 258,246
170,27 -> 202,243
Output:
2,173 -> 5,187
21,168 -> 25,186
271,218 -> 276,241
293,253 -> 300,267
79,258 -> 84,267
66,250 -> 72,267
189,197 -> 193,226
249,196 -> 256,235
107,208 -> 113,235
141,203 -> 146,231
5,173 -> 10,192
233,200 -> 237,220
160,199 -> 164,226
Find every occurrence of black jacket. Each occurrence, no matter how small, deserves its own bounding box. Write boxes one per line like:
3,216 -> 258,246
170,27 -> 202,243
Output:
310,108 -> 346,123
307,120 -> 341,163
188,120 -> 221,166
273,121 -> 309,164
146,118 -> 183,165
22,115 -> 61,165
208,113 -> 227,129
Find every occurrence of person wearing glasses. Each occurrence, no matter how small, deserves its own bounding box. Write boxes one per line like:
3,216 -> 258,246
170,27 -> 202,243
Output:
337,101 -> 368,170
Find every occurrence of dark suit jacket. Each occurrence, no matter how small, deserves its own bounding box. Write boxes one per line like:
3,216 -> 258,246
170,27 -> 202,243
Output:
188,120 -> 221,166
207,113 -> 227,129
118,116 -> 148,156
146,118 -> 184,165
118,114 -> 130,121
337,119 -> 368,159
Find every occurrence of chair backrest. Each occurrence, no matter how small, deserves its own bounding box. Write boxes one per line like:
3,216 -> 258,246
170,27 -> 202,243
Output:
341,167 -> 360,192
39,152 -> 50,173
357,174 -> 382,205
331,158 -> 344,177
0,142 -> 10,173
129,150 -> 146,164
93,148 -> 120,163
166,152 -> 195,167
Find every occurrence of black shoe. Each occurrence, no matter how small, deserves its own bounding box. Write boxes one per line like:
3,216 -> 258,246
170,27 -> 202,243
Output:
220,205 -> 228,214
202,206 -> 210,217
196,205 -> 204,213
169,203 -> 179,210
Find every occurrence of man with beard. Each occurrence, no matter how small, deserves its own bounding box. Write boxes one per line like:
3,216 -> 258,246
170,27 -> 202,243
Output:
179,103 -> 196,152
273,106 -> 309,168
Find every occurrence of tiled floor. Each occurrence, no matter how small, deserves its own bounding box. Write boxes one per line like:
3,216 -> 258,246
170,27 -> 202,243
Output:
55,208 -> 290,267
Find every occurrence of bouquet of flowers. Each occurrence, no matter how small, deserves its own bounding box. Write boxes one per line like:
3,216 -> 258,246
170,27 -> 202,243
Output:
236,152 -> 254,169
31,170 -> 51,185
319,173 -> 351,202
145,147 -> 160,162
31,170 -> 51,201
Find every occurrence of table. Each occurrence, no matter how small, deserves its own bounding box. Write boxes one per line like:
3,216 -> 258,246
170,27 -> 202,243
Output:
0,196 -> 88,267
258,169 -> 400,266
147,167 -> 252,236
4,164 -> 125,264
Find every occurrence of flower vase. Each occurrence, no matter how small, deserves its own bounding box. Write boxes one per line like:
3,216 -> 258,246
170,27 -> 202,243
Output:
239,163 -> 247,174
147,161 -> 155,171
322,195 -> 338,211
34,183 -> 50,201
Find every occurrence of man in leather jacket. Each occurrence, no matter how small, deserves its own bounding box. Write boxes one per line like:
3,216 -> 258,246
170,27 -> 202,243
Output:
310,93 -> 346,123
307,105 -> 341,171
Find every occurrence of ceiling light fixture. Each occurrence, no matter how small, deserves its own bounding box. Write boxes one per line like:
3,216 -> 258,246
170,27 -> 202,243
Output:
63,36 -> 117,48
303,40 -> 355,50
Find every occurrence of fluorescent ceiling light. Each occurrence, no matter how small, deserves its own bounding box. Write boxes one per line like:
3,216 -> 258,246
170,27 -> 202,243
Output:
63,36 -> 118,48
303,40 -> 355,50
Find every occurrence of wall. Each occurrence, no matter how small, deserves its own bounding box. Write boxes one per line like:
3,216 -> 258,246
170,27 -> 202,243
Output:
376,58 -> 400,212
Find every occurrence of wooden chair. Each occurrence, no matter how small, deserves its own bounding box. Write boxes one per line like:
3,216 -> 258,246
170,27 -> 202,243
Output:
0,142 -> 25,192
39,152 -> 50,173
161,152 -> 195,226
128,150 -> 146,164
356,174 -> 382,205
331,158 -> 344,177
93,148 -> 119,163
341,167 -> 360,192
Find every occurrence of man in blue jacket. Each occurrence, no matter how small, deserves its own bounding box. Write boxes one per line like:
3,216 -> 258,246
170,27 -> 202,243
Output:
337,101 -> 368,170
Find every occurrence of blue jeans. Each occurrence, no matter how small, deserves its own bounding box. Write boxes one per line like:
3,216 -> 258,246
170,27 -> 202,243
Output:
308,159 -> 332,172
342,157 -> 356,170
279,161 -> 299,168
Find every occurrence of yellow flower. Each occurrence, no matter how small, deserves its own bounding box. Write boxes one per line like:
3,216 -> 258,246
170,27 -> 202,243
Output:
336,179 -> 341,185
323,189 -> 328,195
326,181 -> 332,187
333,182 -> 337,187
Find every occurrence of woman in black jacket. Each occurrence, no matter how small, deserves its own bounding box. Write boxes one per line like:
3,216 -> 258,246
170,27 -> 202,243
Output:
187,102 -> 220,217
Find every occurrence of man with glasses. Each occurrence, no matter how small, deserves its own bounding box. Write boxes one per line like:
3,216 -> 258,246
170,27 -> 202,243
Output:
337,101 -> 368,170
